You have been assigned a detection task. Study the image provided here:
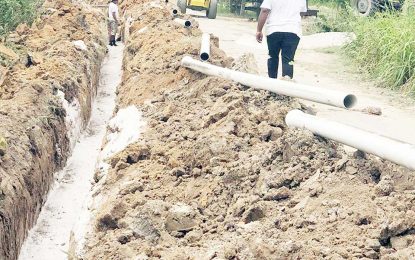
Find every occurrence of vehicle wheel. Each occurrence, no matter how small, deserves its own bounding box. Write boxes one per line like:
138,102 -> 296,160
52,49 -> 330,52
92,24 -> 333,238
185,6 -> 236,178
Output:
350,0 -> 380,16
207,0 -> 217,19
177,0 -> 187,14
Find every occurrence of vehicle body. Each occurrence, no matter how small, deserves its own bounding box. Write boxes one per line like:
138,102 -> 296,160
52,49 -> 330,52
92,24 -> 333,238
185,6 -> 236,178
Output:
350,0 -> 405,16
177,0 -> 218,19
230,0 -> 318,19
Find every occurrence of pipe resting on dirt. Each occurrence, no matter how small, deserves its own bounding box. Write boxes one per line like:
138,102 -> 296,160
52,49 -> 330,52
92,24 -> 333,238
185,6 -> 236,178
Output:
174,18 -> 192,28
181,56 -> 357,109
200,33 -> 211,61
286,110 -> 415,170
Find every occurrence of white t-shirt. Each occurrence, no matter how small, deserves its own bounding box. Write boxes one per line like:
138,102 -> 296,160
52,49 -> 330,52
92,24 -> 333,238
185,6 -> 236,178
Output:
260,0 -> 307,37
108,2 -> 119,21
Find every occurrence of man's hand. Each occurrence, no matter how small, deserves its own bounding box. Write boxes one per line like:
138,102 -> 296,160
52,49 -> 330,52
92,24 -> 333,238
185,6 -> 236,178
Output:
256,31 -> 263,43
256,8 -> 269,43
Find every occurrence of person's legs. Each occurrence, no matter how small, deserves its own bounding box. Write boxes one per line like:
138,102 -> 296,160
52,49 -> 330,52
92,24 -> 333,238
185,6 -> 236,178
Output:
109,21 -> 118,46
281,33 -> 300,78
266,32 -> 282,78
107,20 -> 113,45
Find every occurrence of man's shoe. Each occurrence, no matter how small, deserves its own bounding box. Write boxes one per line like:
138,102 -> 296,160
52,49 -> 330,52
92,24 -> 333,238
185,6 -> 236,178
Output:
112,41 -> 118,46
109,41 -> 113,46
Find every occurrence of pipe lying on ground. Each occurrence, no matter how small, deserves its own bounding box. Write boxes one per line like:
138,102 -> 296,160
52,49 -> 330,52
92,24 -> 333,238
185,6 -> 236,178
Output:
181,56 -> 357,108
174,18 -> 192,28
285,109 -> 415,170
172,9 -> 178,15
200,33 -> 211,61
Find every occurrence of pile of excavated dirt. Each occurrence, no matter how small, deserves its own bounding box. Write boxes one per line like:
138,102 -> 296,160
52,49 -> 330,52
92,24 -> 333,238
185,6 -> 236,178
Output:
0,0 -> 106,259
82,1 -> 415,259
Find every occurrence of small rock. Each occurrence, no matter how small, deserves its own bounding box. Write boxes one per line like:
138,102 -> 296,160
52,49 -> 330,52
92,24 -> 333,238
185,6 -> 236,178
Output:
117,232 -> 132,244
171,167 -> 186,178
362,106 -> 382,116
242,206 -> 265,224
186,229 -> 202,243
309,183 -> 323,197
116,161 -> 129,171
126,145 -> 151,163
165,203 -> 199,234
15,23 -> 29,35
375,175 -> 394,196
0,66 -> 7,86
0,44 -> 19,61
73,40 -> 88,51
355,214 -> 372,226
335,157 -> 348,171
390,235 -> 414,250
97,214 -> 118,231
124,215 -> 160,243
32,84 -> 44,93
346,166 -> 358,175
263,187 -> 291,201
280,240 -> 301,253
366,239 -> 381,251
25,53 -> 43,67
62,5 -> 71,13
0,136 -> 7,156
353,150 -> 367,159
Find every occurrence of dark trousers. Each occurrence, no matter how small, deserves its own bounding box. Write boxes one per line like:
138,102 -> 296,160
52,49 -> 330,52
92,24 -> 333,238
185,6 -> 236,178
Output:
266,32 -> 300,79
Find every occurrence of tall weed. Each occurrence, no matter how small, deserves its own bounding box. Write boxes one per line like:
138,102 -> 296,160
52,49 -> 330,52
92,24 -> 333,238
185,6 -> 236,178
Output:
347,12 -> 415,95
0,0 -> 39,37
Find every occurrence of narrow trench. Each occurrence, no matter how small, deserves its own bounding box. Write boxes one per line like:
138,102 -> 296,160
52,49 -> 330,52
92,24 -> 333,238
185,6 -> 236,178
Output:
18,44 -> 125,259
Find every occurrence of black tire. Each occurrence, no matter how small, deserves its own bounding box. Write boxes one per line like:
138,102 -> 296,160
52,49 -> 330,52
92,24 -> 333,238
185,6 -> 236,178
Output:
207,0 -> 217,19
177,0 -> 187,14
350,0 -> 380,16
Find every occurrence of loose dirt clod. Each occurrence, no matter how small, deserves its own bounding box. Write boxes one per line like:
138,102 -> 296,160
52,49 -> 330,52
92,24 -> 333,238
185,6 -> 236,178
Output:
80,1 -> 415,259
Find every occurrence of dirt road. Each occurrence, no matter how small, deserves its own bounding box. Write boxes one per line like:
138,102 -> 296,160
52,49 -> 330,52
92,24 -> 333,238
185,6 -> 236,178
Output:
195,14 -> 415,146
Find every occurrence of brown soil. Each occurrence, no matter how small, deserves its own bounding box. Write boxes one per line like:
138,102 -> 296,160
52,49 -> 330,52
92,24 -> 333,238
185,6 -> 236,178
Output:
0,0 -> 106,259
83,1 -> 415,259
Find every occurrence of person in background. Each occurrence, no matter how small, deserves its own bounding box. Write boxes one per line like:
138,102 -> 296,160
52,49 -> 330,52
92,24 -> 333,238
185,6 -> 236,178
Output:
108,0 -> 119,46
256,0 -> 307,79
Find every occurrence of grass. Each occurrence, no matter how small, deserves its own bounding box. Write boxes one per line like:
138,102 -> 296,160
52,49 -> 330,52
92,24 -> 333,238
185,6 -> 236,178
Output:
308,0 -> 415,96
346,11 -> 415,95
0,0 -> 40,38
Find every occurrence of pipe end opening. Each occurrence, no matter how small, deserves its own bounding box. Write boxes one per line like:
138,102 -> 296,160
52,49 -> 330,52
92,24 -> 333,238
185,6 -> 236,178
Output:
200,53 -> 209,61
344,94 -> 357,108
172,9 -> 178,15
184,21 -> 191,27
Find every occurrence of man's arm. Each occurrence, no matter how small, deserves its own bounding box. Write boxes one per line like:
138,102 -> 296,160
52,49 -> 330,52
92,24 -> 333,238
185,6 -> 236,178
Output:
256,8 -> 270,43
112,11 -> 118,23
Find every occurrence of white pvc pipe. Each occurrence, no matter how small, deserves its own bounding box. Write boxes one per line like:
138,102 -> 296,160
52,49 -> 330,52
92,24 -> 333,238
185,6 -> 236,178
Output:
285,110 -> 415,170
172,9 -> 178,15
174,18 -> 192,28
181,56 -> 357,108
200,33 -> 211,61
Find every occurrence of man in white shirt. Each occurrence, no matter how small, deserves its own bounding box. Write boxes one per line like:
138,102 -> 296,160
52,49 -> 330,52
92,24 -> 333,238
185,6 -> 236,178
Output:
256,0 -> 307,79
108,0 -> 120,46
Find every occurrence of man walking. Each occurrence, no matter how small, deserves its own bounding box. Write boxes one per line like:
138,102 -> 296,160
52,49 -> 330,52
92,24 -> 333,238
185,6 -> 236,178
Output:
256,0 -> 307,79
108,0 -> 119,46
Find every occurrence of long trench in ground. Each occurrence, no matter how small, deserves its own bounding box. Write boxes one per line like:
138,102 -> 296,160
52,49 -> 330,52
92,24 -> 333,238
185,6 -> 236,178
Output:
18,44 -> 125,260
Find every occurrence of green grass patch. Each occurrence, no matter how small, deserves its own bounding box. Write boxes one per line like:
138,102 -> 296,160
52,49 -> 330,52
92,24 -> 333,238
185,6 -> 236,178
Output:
346,12 -> 415,95
306,0 -> 415,96
0,0 -> 40,38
